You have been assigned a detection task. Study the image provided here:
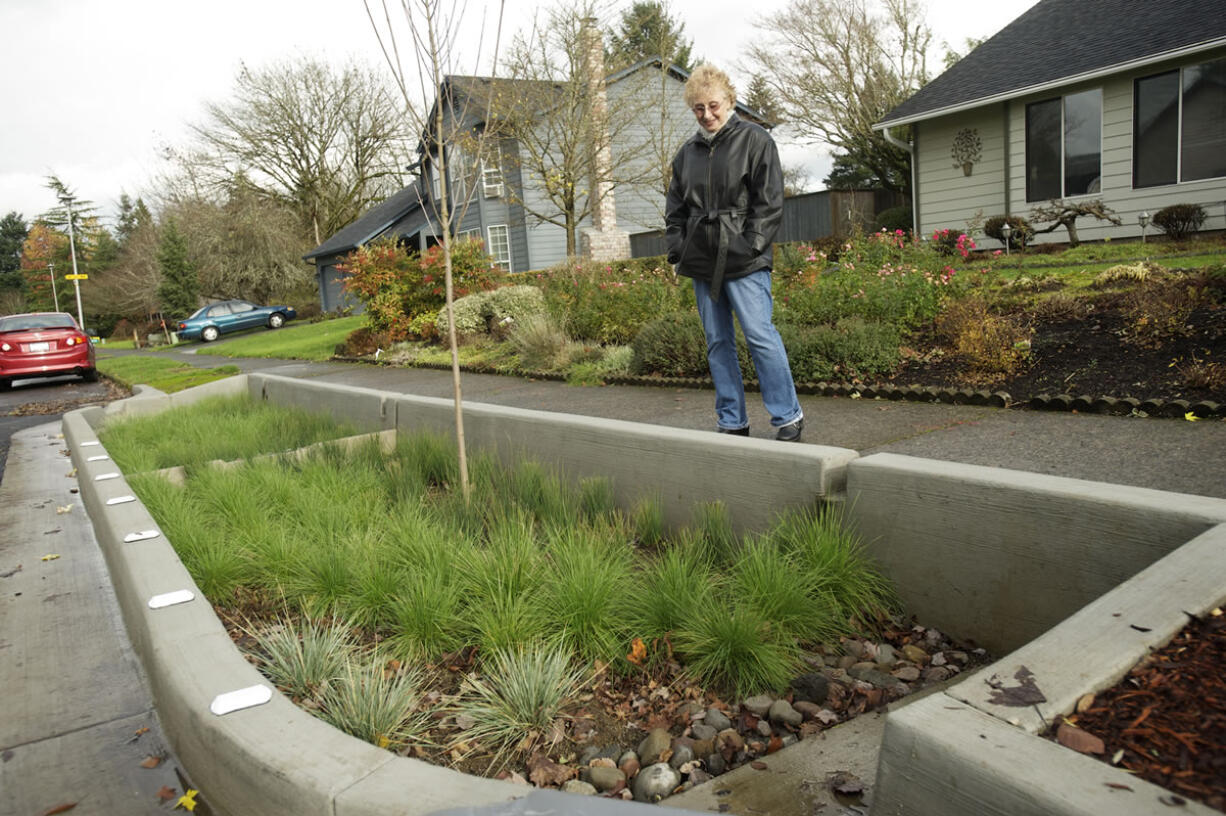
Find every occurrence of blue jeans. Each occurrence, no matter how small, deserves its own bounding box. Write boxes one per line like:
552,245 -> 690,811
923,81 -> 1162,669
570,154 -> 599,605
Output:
692,270 -> 803,431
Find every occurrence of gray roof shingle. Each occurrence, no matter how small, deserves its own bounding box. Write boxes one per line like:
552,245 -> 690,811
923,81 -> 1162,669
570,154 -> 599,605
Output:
303,182 -> 428,261
879,0 -> 1226,127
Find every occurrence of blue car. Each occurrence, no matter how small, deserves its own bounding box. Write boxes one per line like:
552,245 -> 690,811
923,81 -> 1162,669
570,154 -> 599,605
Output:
176,300 -> 297,343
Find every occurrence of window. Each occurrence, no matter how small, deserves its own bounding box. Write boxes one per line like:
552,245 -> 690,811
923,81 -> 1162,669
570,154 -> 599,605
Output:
1135,57 -> 1226,188
486,224 -> 511,272
482,146 -> 504,198
1025,89 -> 1102,201
457,228 -> 481,244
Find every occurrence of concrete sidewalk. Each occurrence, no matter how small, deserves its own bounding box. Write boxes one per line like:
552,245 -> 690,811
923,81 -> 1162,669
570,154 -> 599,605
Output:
166,351 -> 1226,500
0,422 -> 185,816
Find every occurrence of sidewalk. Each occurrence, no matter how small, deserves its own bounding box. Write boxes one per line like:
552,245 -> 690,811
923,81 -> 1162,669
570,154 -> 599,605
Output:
0,422 -> 184,816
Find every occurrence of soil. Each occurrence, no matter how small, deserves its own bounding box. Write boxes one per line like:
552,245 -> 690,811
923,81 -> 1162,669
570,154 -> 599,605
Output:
889,276 -> 1226,409
1050,609 -> 1225,812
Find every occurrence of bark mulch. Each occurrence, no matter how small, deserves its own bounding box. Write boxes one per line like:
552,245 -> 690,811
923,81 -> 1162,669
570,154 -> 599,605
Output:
1054,608 -> 1225,812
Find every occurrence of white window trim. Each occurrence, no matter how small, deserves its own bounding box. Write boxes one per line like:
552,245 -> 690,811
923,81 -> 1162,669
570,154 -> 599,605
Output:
486,224 -> 512,273
482,146 -> 505,199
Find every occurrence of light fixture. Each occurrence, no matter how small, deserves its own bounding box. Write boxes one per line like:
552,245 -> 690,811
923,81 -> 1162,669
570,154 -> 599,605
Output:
1000,221 -> 1013,257
1138,211 -> 1150,244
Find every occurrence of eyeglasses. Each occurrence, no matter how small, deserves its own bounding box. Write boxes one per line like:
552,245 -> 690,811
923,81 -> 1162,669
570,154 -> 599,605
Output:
692,101 -> 722,115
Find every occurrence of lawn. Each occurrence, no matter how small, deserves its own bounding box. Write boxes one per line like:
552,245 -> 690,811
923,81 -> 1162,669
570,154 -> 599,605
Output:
97,355 -> 240,393
198,315 -> 364,361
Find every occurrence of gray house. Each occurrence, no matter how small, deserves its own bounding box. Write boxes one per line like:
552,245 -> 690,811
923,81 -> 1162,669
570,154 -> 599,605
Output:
874,0 -> 1226,246
305,58 -> 766,313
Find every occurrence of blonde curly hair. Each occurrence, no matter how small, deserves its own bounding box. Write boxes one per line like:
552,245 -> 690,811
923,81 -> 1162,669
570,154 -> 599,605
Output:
684,64 -> 737,109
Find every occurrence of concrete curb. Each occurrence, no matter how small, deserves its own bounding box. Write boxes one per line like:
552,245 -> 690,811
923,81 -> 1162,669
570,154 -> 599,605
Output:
62,375 -> 1226,815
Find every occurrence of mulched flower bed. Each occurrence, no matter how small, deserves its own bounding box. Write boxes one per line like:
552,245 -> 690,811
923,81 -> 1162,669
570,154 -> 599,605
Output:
1051,608 -> 1225,812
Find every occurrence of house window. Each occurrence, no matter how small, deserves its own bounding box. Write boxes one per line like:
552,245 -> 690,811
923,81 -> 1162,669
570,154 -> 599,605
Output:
1134,57 -> 1226,188
430,161 -> 442,201
457,228 -> 481,244
482,146 -> 504,198
486,224 -> 511,272
1025,89 -> 1102,202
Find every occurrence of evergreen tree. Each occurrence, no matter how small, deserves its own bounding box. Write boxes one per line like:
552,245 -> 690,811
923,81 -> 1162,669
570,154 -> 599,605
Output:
0,211 -> 28,293
115,194 -> 154,248
156,220 -> 198,318
744,74 -> 784,124
606,1 -> 693,71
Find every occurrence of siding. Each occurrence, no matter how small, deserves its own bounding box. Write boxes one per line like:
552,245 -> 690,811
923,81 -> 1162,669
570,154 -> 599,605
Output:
607,71 -> 692,233
921,46 -> 1226,246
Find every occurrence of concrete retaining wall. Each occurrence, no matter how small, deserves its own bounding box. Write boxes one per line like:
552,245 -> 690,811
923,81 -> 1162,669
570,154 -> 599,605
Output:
844,452 -> 1226,655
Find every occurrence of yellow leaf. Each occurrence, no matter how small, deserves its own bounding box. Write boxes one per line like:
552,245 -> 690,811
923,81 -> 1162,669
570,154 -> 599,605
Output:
56,504 -> 73,514
626,637 -> 647,666
41,554 -> 60,561
176,789 -> 199,811
376,734 -> 390,749
1185,412 -> 1200,422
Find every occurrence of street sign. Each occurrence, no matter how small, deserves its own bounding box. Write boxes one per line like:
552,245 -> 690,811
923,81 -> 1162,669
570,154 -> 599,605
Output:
65,273 -> 88,280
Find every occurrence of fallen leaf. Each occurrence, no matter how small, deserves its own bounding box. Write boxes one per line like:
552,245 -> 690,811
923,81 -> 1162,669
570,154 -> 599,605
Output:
1056,723 -> 1105,755
66,468 -> 77,477
128,726 -> 150,743
1076,693 -> 1095,713
41,804 -> 77,815
827,770 -> 865,796
41,554 -> 61,562
1105,782 -> 1133,791
176,789 -> 199,811
626,637 -> 647,666
750,760 -> 768,770
985,666 -> 1047,706
526,751 -> 575,787
156,786 -> 177,802
1184,412 -> 1199,422
55,504 -> 73,514
140,755 -> 162,768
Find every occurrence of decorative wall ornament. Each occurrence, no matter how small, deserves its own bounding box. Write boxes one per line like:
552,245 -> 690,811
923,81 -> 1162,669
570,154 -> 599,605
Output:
951,128 -> 983,176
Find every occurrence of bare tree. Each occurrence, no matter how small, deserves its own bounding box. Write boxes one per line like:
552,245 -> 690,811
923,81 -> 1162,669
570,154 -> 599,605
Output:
1029,199 -> 1122,247
746,0 -> 932,194
364,0 -> 506,501
184,57 -> 414,246
494,1 -> 652,255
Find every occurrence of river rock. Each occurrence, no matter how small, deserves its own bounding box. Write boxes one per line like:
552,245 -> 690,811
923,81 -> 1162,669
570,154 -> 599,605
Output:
717,728 -> 744,753
562,780 -> 597,796
742,694 -> 773,716
638,728 -> 672,765
768,699 -> 803,727
792,700 -> 822,721
691,723 -> 717,742
756,719 -> 773,737
901,644 -> 928,663
706,753 -> 727,774
669,740 -> 695,769
619,756 -> 640,779
705,707 -> 732,731
790,672 -> 830,704
892,665 -> 921,682
588,765 -> 626,792
849,666 -> 902,688
874,643 -> 898,667
632,763 -> 680,803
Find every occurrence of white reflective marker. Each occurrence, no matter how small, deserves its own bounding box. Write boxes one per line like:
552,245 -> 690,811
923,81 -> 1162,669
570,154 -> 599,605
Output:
80,441 -> 100,447
148,589 -> 195,609
106,495 -> 136,506
210,684 -> 273,716
123,530 -> 160,543
86,454 -> 110,462
94,473 -> 120,481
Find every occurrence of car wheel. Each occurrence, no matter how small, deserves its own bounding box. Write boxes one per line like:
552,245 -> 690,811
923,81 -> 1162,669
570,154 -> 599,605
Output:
268,313 -> 285,329
82,368 -> 99,383
0,379 -> 10,392
202,326 -> 220,342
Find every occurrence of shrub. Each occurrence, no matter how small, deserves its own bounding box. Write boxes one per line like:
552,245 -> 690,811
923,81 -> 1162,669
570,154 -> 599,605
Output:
435,284 -> 547,338
1091,262 -> 1160,288
340,237 -> 504,341
1120,275 -> 1213,347
874,205 -> 913,235
1151,203 -> 1207,241
630,310 -> 709,377
934,295 -> 1031,382
780,317 -> 902,382
532,259 -> 691,344
930,228 -> 976,258
983,215 -> 1033,250
508,313 -> 572,371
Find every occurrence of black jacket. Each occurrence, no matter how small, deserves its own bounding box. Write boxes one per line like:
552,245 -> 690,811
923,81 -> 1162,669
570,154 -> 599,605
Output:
664,114 -> 784,300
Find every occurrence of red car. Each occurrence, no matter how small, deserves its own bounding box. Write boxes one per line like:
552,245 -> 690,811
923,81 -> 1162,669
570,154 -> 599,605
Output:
0,312 -> 98,391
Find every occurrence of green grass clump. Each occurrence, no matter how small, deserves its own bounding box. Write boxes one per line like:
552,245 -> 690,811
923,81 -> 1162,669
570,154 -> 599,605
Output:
205,315 -> 364,361
98,394 -> 359,471
97,355 -> 240,392
319,660 -> 433,750
247,618 -> 356,701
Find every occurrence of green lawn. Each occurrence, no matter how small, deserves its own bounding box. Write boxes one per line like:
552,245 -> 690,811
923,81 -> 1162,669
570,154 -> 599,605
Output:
193,315 -> 363,361
98,356 -> 241,393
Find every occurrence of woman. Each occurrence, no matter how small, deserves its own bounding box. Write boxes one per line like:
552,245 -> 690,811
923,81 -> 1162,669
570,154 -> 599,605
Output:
665,64 -> 804,441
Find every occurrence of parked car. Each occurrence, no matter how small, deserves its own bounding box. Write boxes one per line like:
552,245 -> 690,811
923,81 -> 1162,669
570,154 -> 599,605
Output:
0,312 -> 98,391
176,300 -> 297,342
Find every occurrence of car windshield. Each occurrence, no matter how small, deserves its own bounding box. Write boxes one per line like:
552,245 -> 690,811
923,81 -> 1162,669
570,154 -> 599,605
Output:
0,313 -> 77,332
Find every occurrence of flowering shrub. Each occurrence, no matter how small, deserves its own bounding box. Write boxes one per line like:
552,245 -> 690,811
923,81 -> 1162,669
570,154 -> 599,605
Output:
931,228 -> 976,259
532,257 -> 692,344
339,237 -> 504,340
778,229 -> 965,333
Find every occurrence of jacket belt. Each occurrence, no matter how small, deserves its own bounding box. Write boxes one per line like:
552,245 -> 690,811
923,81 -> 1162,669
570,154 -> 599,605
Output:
689,207 -> 747,302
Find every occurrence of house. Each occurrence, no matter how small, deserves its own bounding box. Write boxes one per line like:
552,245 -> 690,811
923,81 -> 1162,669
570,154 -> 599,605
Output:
305,50 -> 768,313
874,0 -> 1226,246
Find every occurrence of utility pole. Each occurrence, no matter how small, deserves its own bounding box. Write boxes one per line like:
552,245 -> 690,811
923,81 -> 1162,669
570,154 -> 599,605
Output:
48,262 -> 59,312
64,199 -> 85,328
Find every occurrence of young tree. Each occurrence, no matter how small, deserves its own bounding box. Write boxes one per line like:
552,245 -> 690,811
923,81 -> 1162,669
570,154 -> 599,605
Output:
744,74 -> 784,124
606,1 -> 693,71
156,220 -> 198,319
184,57 -> 414,246
19,223 -> 69,312
747,0 -> 932,195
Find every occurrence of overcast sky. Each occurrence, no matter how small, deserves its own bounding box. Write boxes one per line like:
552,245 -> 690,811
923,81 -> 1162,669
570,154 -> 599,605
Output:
0,0 -> 1039,226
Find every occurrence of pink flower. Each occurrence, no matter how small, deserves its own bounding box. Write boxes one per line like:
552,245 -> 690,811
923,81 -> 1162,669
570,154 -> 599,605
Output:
993,249 -> 1002,257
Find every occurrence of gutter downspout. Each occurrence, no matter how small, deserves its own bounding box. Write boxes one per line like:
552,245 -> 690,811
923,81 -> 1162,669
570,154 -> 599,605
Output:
881,126 -> 917,236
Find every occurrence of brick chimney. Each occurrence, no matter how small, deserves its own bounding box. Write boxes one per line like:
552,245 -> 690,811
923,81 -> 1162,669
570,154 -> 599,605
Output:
578,16 -> 630,262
